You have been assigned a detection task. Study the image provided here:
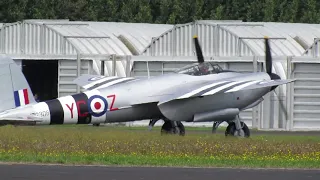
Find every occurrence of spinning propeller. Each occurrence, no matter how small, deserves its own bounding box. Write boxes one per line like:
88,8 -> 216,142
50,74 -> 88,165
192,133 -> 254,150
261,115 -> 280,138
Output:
265,36 -> 288,122
264,37 -> 281,83
193,35 -> 204,63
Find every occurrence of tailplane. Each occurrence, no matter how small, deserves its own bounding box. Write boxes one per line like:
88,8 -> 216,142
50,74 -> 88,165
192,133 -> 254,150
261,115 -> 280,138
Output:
0,56 -> 35,112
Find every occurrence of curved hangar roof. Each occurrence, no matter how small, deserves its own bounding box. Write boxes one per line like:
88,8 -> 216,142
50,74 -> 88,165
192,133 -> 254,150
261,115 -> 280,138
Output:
141,20 -> 320,57
0,19 -> 173,76
1,19 -> 320,76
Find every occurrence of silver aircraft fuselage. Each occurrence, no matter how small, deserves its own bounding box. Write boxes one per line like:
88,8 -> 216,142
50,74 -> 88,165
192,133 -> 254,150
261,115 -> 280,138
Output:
2,71 -> 271,126
96,71 -> 271,123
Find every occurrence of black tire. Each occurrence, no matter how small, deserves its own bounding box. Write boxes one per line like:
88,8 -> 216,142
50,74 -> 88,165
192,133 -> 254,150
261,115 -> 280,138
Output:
176,121 -> 185,136
225,122 -> 250,137
225,122 -> 235,137
161,121 -> 185,136
161,121 -> 174,135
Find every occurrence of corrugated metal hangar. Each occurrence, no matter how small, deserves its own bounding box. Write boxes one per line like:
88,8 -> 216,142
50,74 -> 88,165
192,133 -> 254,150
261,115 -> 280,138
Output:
1,19 -> 320,131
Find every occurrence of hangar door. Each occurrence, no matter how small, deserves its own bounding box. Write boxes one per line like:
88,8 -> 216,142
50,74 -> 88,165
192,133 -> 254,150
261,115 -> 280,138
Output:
291,61 -> 320,130
22,60 -> 58,101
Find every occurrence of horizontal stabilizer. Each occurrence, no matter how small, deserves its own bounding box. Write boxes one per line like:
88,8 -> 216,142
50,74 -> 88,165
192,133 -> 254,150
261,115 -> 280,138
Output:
73,74 -> 136,90
0,104 -> 43,125
0,119 -> 42,126
0,118 -> 42,122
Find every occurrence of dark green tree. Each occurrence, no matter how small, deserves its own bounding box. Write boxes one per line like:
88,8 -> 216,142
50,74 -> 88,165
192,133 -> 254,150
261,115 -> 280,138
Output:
300,0 -> 320,23
246,0 -> 265,22
0,0 -> 319,24
0,0 -> 28,22
25,0 -> 56,19
263,0 -> 276,22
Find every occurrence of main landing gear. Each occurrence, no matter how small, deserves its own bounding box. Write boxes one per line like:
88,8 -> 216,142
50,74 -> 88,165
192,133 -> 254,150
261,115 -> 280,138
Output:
148,115 -> 249,137
225,115 -> 250,137
148,118 -> 185,136
161,120 -> 185,136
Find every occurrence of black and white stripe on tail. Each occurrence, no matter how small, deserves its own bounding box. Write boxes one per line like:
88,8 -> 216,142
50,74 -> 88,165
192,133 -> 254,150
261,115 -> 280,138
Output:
44,90 -> 108,125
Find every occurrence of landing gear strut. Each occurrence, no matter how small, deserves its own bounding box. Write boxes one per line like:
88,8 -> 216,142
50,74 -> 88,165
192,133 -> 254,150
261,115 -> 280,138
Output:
212,121 -> 229,133
148,118 -> 159,131
225,115 -> 250,137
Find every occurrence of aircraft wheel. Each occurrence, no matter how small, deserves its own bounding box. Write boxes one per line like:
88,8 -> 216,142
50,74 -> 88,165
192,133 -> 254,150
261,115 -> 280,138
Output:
225,122 -> 250,138
161,121 -> 185,136
176,121 -> 185,136
161,121 -> 174,135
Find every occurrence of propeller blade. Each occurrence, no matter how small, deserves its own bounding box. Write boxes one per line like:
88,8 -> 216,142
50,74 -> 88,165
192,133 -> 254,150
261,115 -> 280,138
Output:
265,36 -> 272,74
193,35 -> 204,63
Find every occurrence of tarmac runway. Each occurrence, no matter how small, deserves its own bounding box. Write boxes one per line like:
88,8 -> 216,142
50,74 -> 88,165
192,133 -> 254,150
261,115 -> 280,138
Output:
0,164 -> 319,180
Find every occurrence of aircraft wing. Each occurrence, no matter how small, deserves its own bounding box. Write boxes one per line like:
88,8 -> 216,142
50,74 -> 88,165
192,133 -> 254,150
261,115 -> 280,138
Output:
156,79 -> 295,105
73,74 -> 136,90
227,79 -> 295,92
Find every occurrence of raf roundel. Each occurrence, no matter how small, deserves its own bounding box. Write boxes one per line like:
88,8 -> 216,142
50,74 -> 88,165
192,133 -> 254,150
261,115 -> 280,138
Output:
87,95 -> 108,117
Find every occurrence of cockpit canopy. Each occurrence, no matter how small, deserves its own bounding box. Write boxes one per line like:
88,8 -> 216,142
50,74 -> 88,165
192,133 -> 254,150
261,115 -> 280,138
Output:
174,62 -> 224,76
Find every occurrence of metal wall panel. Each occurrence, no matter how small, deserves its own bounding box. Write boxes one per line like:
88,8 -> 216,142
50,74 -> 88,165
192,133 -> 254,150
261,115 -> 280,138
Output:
0,22 -> 78,55
58,59 -> 91,97
142,21 -> 310,58
141,23 -> 261,57
304,40 -> 320,57
24,23 -> 41,54
0,23 -> 22,54
143,23 -> 219,57
290,60 -> 320,130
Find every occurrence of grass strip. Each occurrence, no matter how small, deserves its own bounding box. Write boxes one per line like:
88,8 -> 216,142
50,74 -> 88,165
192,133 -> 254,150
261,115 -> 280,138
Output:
0,125 -> 319,168
0,153 -> 319,169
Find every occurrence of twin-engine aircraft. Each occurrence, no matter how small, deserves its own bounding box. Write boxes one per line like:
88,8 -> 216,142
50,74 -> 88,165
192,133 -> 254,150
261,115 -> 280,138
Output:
0,36 -> 294,137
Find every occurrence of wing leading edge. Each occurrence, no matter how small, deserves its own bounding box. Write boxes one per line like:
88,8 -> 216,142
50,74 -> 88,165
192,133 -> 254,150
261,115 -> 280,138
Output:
157,79 -> 295,105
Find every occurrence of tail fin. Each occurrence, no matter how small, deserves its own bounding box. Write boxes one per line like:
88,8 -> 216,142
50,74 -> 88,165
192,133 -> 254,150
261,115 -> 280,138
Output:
0,56 -> 35,112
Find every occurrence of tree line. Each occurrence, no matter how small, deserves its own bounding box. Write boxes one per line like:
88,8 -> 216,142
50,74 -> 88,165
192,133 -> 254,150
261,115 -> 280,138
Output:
0,0 -> 319,24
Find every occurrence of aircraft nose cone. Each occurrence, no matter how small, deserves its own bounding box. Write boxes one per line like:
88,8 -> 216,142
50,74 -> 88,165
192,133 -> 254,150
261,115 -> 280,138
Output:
269,73 -> 281,91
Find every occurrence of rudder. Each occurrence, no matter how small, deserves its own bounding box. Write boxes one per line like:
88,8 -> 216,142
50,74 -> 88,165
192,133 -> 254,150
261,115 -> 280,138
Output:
0,56 -> 35,112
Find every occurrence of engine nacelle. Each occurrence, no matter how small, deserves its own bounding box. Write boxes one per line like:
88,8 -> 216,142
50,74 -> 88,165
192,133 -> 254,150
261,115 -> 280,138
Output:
193,108 -> 239,122
241,97 -> 264,111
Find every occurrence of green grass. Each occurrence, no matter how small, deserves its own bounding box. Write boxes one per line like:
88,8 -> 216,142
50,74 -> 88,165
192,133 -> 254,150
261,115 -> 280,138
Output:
0,125 -> 319,168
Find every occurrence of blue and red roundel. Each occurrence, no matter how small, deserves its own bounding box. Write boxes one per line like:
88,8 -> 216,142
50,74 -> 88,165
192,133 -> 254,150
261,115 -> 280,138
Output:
87,95 -> 108,117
